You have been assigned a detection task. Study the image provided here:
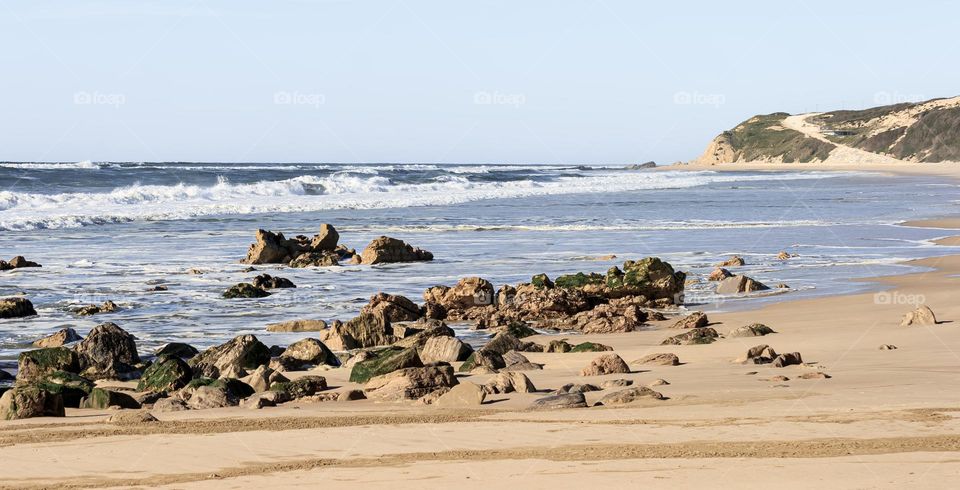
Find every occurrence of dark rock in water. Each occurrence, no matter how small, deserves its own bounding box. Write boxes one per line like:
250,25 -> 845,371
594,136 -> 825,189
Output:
8,256 -> 42,268
155,342 -> 200,359
280,338 -> 340,369
75,300 -> 119,316
358,236 -> 433,265
289,251 -> 339,268
80,387 -> 141,409
361,292 -> 422,322
363,365 -> 457,401
189,334 -> 271,379
252,274 -> 296,289
0,385 -> 64,420
529,392 -> 587,410
661,327 -> 719,345
349,346 -> 423,383
223,283 -> 271,299
147,285 -> 169,292
75,323 -> 141,380
138,355 -> 192,393
0,297 -> 37,319
33,328 -> 83,348
17,347 -> 81,382
624,161 -> 657,170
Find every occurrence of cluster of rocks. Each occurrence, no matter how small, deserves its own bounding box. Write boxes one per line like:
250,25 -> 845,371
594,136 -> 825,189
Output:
242,224 -> 432,267
75,300 -> 119,316
0,256 -> 41,271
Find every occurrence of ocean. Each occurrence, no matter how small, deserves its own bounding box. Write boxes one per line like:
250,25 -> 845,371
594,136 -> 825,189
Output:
1,162 -> 958,366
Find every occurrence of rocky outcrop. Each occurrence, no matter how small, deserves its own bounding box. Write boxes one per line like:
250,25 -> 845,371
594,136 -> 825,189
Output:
363,364 -> 458,401
716,275 -> 769,294
661,328 -> 719,345
75,323 -> 141,380
243,225 -> 348,265
137,355 -> 192,393
189,334 -> 271,379
361,293 -> 422,322
349,347 -> 423,383
252,274 -> 296,289
75,300 -> 118,316
2,255 -> 42,269
423,277 -> 494,313
580,354 -> 631,376
32,328 -> 82,348
358,236 -> 433,265
223,283 -> 271,299
0,297 -> 37,319
900,305 -> 937,327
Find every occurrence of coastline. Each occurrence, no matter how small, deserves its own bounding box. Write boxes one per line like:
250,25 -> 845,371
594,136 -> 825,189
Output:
1,205 -> 958,488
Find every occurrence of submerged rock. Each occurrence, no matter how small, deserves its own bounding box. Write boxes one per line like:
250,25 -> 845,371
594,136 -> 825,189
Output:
75,300 -> 119,316
223,283 -> 271,299
252,274 -> 296,289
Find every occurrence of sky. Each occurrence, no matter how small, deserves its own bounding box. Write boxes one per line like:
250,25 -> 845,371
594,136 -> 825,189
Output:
0,0 -> 957,164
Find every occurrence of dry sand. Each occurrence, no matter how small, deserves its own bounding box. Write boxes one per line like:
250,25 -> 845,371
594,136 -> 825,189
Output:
2,175 -> 960,489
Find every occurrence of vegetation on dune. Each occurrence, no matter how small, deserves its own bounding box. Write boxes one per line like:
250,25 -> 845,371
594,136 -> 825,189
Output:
724,113 -> 836,163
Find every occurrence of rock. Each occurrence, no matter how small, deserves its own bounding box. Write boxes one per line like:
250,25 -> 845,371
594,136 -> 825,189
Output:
364,365 -> 458,401
271,376 -> 328,399
772,352 -> 803,368
531,273 -> 554,289
0,297 -> 37,319
349,347 -> 423,383
32,370 -> 94,407
596,386 -> 665,406
311,224 -> 340,251
736,345 -> 778,365
625,161 -> 657,170
708,268 -> 733,281
661,328 -> 719,345
648,379 -> 669,387
717,275 -> 769,295
323,313 -> 395,350
423,277 -> 494,311
435,382 -> 485,407
580,354 -> 631,376
545,339 -> 573,353
137,355 -> 192,393
601,379 -> 633,389
481,332 -> 523,356
498,321 -> 538,339
243,226 -> 342,265
9,256 -> 42,268
152,397 -> 189,412
17,347 -> 80,382
798,372 -> 831,380
392,321 -> 454,350
458,350 -> 505,373
75,322 -> 141,379
75,300 -> 119,316
671,311 -> 708,329
0,385 -> 64,419
728,323 -> 776,337
242,391 -> 281,409
558,257 -> 686,303
148,285 -> 169,291
107,411 -> 159,424
570,342 -> 613,353
766,375 -> 790,382
189,335 -> 271,379
556,383 -> 600,394
361,293 -> 422,323
266,319 -> 328,333
717,256 -> 745,267
155,342 -> 200,359
900,306 -> 937,327
777,251 -> 793,260
502,350 -> 531,367
342,350 -> 376,370
338,389 -> 366,401
483,372 -> 536,394
32,328 -> 82,348
420,336 -> 473,363
182,378 -> 255,409
289,251 -> 340,268
223,283 -> 271,299
80,388 -> 141,409
359,236 -> 433,265
879,344 -> 898,350
280,338 -> 340,368
502,361 -> 543,372
242,365 -> 288,393
529,393 -> 587,410
633,353 -> 680,366
252,274 -> 296,289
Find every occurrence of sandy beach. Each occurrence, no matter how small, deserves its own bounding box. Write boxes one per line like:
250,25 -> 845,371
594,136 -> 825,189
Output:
1,190 -> 958,489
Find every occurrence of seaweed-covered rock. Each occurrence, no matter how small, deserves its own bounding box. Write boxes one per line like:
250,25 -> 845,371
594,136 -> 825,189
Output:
570,342 -> 613,353
189,334 -> 271,379
661,327 -> 719,346
349,347 -> 423,383
361,293 -> 422,323
270,375 -> 328,399
363,365 -> 457,401
0,385 -> 64,420
531,273 -> 554,289
32,328 -> 82,348
223,283 -> 271,299
359,236 -> 433,265
17,347 -> 80,382
80,387 -> 141,409
457,349 -> 505,373
0,297 -> 37,319
280,338 -> 340,368
252,274 -> 296,289
137,355 -> 192,393
33,370 -> 95,408
75,322 -> 140,379
554,257 -> 686,303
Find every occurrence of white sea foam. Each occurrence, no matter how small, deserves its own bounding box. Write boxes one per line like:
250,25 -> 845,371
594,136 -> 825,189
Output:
0,170 -> 841,231
0,160 -> 100,170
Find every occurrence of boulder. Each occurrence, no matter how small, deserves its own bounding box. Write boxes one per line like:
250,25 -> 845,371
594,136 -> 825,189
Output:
556,383 -> 600,394
243,229 -> 293,264
0,385 -> 64,419
189,334 -> 271,379
482,372 -> 536,394
531,273 -> 553,289
280,338 -> 340,368
76,300 -> 118,316
717,256 -> 745,267
798,372 -> 831,380
32,370 -> 94,407
420,336 -> 473,363
32,328 -> 82,348
0,297 -> 37,319
363,364 -> 458,401
75,322 -> 141,379
671,311 -> 708,329
879,344 -> 898,351
481,332 -> 523,356
9,256 -> 42,268
717,275 -> 769,295
661,327 -> 719,346
728,323 -> 776,338
252,274 -> 296,289
458,349 -> 505,373
311,224 -> 340,251
900,306 -> 937,327
137,355 -> 192,393
772,352 -> 803,368
708,268 -> 733,281
271,375 -> 328,399
223,283 -> 271,299
392,321 -> 455,350
243,365 -> 288,393
349,347 -> 423,383
435,382 -> 485,407
107,411 -> 158,424
361,293 -> 422,322
423,277 -> 494,311
289,251 -> 340,268
736,345 -> 778,365
580,354 -> 631,376
596,386 -> 664,406
155,342 -> 200,359
266,319 -> 328,333
359,236 -> 433,265
243,226 -> 342,265
339,389 -> 366,401
529,393 -> 587,410
80,388 -> 141,409
322,313 -> 395,350
601,379 -> 633,389
182,378 -> 255,409
17,347 -> 80,382
633,353 -> 680,366
152,397 -> 189,412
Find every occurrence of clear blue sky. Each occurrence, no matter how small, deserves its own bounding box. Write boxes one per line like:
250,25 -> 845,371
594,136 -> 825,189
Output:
1,0 -> 956,164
